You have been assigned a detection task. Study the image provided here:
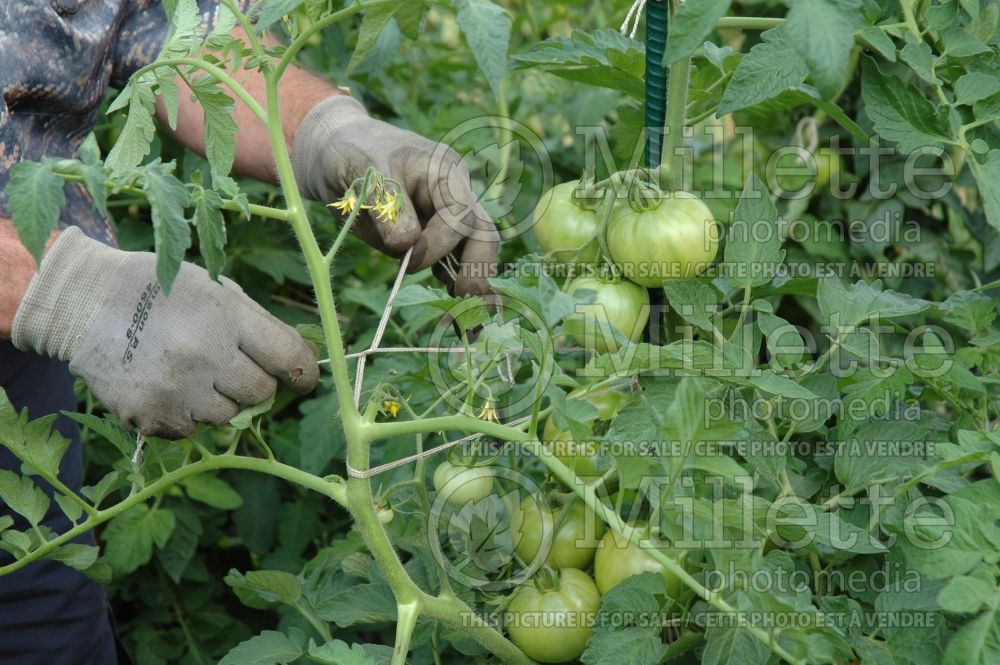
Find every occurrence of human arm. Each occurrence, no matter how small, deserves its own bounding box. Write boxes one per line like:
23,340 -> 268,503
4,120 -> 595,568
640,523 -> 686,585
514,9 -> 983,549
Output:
0,219 -> 55,340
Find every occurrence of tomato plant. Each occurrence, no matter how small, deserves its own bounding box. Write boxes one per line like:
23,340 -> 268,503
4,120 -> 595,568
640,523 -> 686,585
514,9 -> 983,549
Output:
506,567 -> 601,663
2,1 -> 1000,665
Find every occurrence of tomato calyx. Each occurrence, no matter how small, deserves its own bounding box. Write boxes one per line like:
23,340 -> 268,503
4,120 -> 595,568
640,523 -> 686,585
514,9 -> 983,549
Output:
530,564 -> 562,593
572,170 -> 603,212
626,178 -> 665,213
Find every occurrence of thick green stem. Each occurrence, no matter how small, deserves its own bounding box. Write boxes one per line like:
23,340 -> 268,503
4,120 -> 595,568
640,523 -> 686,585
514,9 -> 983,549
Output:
392,600 -> 421,665
715,17 -> 784,30
0,454 -> 347,577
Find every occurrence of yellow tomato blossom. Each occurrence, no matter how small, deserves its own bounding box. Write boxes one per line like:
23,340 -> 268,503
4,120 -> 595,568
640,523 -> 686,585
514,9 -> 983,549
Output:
382,400 -> 401,418
373,191 -> 402,224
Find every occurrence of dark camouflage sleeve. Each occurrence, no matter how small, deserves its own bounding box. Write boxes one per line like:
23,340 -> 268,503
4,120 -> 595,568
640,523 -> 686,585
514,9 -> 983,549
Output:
111,0 -> 253,89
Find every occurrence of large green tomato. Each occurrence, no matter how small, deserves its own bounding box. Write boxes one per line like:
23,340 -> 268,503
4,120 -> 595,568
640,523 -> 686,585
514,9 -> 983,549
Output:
606,192 -> 719,287
565,277 -> 649,353
512,498 -> 607,570
432,461 -> 494,507
506,568 -> 601,663
532,182 -> 601,263
594,529 -> 683,601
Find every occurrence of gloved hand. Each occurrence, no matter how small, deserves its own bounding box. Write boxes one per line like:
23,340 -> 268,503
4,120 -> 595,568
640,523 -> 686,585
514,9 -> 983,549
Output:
292,95 -> 499,296
11,227 -> 319,439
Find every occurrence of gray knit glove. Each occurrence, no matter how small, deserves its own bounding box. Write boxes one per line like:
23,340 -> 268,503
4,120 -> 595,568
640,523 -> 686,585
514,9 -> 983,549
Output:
292,95 -> 499,296
11,228 -> 319,439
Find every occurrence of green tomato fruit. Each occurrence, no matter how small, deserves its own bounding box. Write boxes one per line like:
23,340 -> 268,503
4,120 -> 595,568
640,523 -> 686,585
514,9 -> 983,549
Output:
532,182 -> 601,263
432,461 -> 494,507
594,529 -> 683,601
814,147 -> 843,189
506,568 -> 601,663
565,276 -> 650,353
512,498 -> 607,570
543,428 -> 601,480
606,192 -> 719,287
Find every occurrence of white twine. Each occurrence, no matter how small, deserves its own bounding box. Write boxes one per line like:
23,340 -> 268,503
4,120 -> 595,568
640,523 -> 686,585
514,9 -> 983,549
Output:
353,247 -> 413,407
620,0 -> 647,38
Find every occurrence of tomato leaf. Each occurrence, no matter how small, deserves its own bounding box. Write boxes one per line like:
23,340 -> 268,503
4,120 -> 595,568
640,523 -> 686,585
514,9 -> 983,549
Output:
860,57 -> 952,153
141,163 -> 192,294
724,175 -> 783,290
218,629 -> 307,665
663,0 -> 732,66
718,25 -> 809,114
454,0 -> 511,100
5,160 -> 66,264
104,504 -> 177,576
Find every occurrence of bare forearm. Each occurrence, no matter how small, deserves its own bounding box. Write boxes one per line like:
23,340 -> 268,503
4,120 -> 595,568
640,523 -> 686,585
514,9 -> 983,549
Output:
158,28 -> 342,183
0,220 -> 57,340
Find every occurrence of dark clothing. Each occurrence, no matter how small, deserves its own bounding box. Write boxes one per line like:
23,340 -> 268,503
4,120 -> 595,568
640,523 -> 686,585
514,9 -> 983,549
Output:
0,344 -> 118,665
0,2 -> 235,663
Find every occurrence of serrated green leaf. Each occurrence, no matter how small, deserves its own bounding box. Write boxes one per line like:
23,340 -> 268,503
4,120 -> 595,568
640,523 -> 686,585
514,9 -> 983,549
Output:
0,470 -> 50,526
104,504 -> 176,575
182,475 -> 243,510
44,543 -> 99,572
938,576 -> 999,613
724,175 -> 784,289
219,630 -> 306,665
969,149 -> 1000,232
0,390 -> 71,478
142,165 -> 191,294
307,640 -> 377,665
719,25 -> 809,114
347,3 -> 400,74
943,607 -> 1000,665
856,25 -> 897,61
955,72 -> 1000,106
226,569 -> 303,608
6,161 -> 66,263
787,0 -> 862,98
817,277 -> 931,327
187,76 -> 237,180
899,35 -> 942,85
106,76 -> 157,174
254,0 -> 306,32
191,185 -> 227,280
230,393 -> 275,430
662,279 -> 720,333
454,0 -> 511,99
664,0 -> 731,66
702,625 -> 771,665
512,29 -> 645,98
861,57 -> 951,153
750,371 -> 818,399
62,412 -> 134,458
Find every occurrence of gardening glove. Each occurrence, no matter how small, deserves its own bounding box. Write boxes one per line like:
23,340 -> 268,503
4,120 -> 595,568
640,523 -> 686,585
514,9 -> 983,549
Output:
291,94 -> 499,296
11,227 -> 320,440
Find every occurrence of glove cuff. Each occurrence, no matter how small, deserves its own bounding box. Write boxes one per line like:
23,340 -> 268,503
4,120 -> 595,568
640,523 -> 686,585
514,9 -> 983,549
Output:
12,227 -> 128,361
291,94 -> 369,201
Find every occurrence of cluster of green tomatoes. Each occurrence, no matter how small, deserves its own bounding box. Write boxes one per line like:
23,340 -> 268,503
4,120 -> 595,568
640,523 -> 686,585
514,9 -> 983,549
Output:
431,387 -> 686,662
533,178 -> 721,353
